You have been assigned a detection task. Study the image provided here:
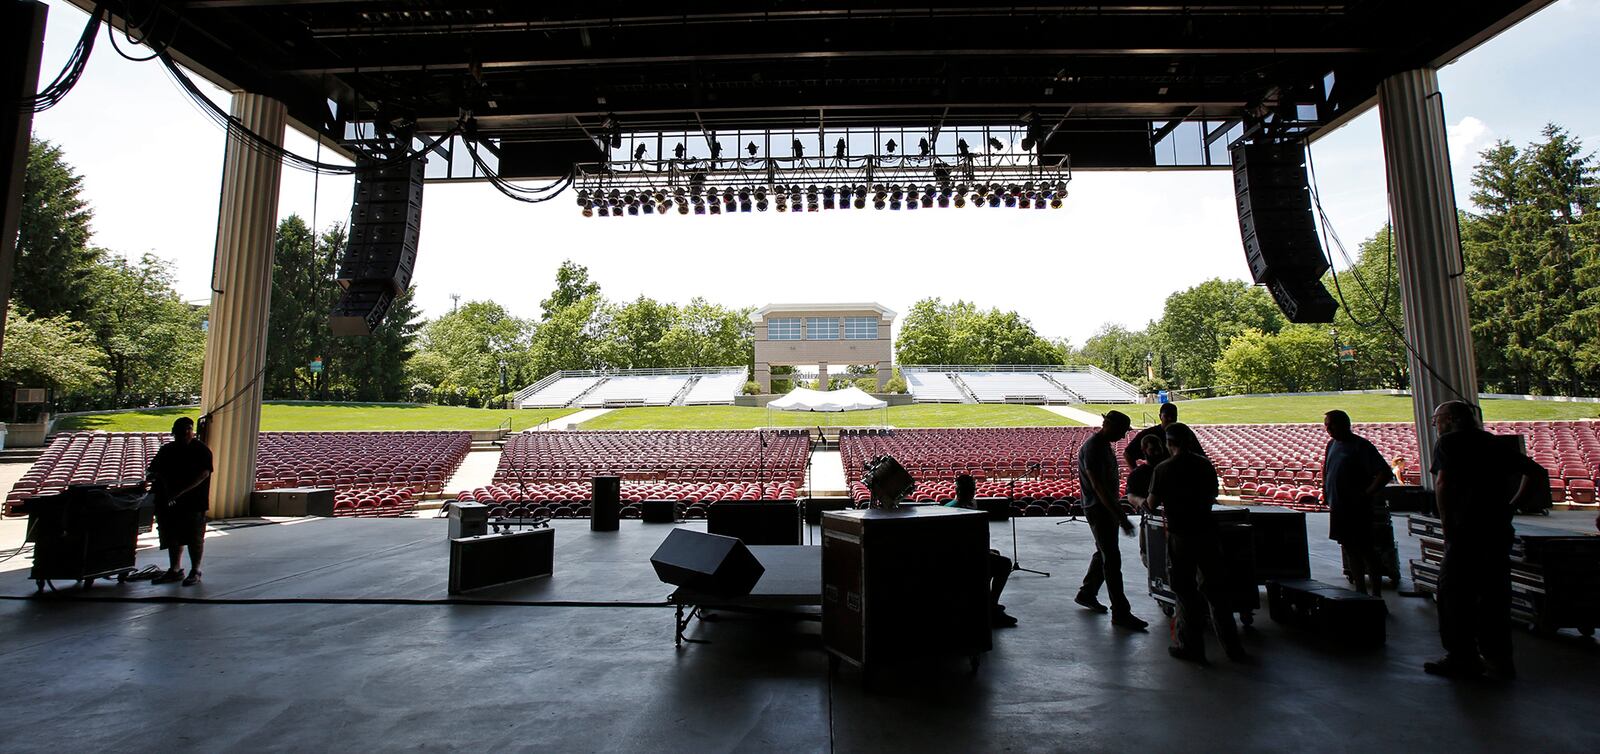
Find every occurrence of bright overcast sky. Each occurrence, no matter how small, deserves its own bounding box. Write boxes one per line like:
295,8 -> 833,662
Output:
28,0 -> 1600,346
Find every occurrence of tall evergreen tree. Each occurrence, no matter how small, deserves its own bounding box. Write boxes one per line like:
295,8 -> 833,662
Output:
15,138 -> 101,319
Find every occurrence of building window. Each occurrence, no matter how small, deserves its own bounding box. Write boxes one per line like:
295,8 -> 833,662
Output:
768,318 -> 801,341
806,317 -> 839,340
844,317 -> 879,340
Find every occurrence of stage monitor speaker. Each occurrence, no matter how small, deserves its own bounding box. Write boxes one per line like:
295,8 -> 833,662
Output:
329,280 -> 396,336
591,476 -> 621,531
650,529 -> 765,596
251,487 -> 335,517
641,499 -> 677,524
1232,141 -> 1329,285
449,501 -> 490,539
339,159 -> 424,295
448,528 -> 554,594
708,500 -> 801,545
1266,275 -> 1338,323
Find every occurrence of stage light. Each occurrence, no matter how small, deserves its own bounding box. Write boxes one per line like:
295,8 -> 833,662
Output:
1003,194 -> 1017,208
746,141 -> 758,157
1023,182 -> 1036,199
874,195 -> 886,210
582,205 -> 594,217
835,138 -> 847,159
919,137 -> 931,156
1033,197 -> 1046,209
957,139 -> 970,157
987,194 -> 1001,208
694,203 -> 706,215
674,186 -> 686,199
628,204 -> 640,216
889,198 -> 902,210
634,144 -> 649,161
596,206 -> 609,217
674,142 -> 686,159
708,202 -> 722,215
890,184 -> 903,201
953,193 -> 966,208
885,139 -> 897,154
988,136 -> 1005,152
855,194 -> 867,209
642,201 -> 655,214
625,190 -> 639,206
1050,196 -> 1064,209
678,201 -> 690,215
740,199 -> 753,212
776,195 -> 788,212
576,189 -> 590,205
922,193 -> 935,208
756,197 -> 769,211
654,190 -> 667,204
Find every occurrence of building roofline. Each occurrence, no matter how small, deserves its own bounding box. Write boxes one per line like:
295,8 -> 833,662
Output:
751,302 -> 896,323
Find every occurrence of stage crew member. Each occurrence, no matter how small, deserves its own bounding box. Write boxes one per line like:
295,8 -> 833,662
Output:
1321,410 -> 1394,597
1148,423 -> 1246,663
1425,400 -> 1532,680
145,417 -> 214,586
1124,402 -> 1178,468
1074,411 -> 1147,630
949,474 -> 1018,627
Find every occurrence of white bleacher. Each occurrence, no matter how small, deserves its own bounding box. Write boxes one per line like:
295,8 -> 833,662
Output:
960,372 -> 1075,403
906,372 -> 966,403
683,372 -> 747,405
520,376 -> 604,408
578,375 -> 691,407
1048,371 -> 1139,403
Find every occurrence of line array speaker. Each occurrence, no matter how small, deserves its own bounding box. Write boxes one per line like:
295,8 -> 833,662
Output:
329,159 -> 423,335
1231,140 -> 1337,323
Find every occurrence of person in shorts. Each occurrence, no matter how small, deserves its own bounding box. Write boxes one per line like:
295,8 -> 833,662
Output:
146,417 -> 213,586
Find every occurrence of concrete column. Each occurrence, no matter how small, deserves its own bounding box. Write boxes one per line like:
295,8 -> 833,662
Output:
0,1 -> 47,363
816,362 -> 829,391
201,93 -> 286,517
1377,68 -> 1479,482
876,361 -> 892,390
754,363 -> 772,393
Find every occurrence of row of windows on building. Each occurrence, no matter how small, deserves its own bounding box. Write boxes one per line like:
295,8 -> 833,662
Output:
767,317 -> 879,341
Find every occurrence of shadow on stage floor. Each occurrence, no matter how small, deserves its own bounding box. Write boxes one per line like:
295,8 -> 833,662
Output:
2,514 -> 1598,752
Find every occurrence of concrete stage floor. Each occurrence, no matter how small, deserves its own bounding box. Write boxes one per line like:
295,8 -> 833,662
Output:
3,513 -> 1598,753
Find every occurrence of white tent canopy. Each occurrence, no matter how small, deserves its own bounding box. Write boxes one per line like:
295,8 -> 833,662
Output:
766,386 -> 888,412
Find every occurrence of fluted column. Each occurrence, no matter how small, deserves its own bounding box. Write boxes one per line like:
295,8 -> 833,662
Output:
201,93 -> 285,518
1377,68 -> 1478,483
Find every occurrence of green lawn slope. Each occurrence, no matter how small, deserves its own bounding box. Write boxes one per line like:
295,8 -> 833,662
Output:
54,403 -> 579,433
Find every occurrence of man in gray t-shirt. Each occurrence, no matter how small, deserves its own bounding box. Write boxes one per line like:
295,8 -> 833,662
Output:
1075,411 -> 1146,630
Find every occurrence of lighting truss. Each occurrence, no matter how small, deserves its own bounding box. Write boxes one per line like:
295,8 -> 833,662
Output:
572,151 -> 1071,217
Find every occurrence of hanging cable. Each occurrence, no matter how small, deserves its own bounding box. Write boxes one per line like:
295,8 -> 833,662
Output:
19,2 -> 105,113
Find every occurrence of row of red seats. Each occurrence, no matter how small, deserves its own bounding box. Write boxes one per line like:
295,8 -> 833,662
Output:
332,487 -> 419,517
494,430 -> 809,484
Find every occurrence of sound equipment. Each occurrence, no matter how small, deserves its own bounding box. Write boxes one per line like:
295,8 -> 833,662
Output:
708,501 -> 801,545
448,528 -> 554,594
19,485 -> 145,588
974,496 -> 1011,521
650,529 -> 765,596
329,280 -> 396,336
1381,484 -> 1434,514
1241,506 -> 1311,581
591,476 -> 621,531
1408,515 -> 1600,635
641,499 -> 677,524
1266,276 -> 1337,324
449,501 -> 490,539
339,159 -> 423,295
251,487 -> 335,517
822,507 -> 991,671
862,454 -> 915,507
1142,513 -> 1260,620
805,497 -> 850,525
1267,578 -> 1386,647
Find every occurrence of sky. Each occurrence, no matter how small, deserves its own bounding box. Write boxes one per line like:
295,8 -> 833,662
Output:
27,0 -> 1600,348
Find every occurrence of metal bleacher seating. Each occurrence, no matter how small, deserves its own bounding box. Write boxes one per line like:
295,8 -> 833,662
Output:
683,372 -> 748,405
905,372 -> 966,403
960,373 -> 1074,403
520,376 -> 604,408
578,375 -> 691,407
1047,370 -> 1140,403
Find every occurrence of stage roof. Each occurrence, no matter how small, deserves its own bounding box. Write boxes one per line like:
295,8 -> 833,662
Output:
74,1 -> 1553,174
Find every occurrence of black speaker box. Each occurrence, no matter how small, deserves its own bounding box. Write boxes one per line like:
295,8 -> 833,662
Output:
449,501 -> 490,539
1266,276 -> 1338,323
340,159 -> 424,296
1232,141 -> 1330,285
708,500 -> 801,545
448,528 -> 554,594
591,476 -> 621,532
642,499 -> 677,523
329,280 -> 396,336
975,497 -> 1011,521
650,529 -> 765,596
251,487 -> 335,517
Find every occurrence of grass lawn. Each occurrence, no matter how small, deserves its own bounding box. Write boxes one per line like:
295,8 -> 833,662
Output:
1076,394 -> 1600,425
578,403 -> 1083,430
54,403 -> 579,433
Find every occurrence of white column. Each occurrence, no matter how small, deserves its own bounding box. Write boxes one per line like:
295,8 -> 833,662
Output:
201,93 -> 286,518
1377,68 -> 1478,483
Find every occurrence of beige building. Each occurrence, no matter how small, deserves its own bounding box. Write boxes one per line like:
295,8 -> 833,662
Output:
751,303 -> 896,393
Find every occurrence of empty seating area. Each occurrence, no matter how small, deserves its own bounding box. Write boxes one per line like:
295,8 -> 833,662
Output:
840,427 -> 1116,483
683,371 -> 749,405
960,373 -> 1075,404
577,374 -> 690,407
494,430 -> 810,485
519,375 -> 604,408
5,431 -> 470,518
1047,370 -> 1140,403
456,480 -> 801,519
905,372 -> 966,403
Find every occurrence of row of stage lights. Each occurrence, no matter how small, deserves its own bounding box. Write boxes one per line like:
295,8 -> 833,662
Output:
576,181 -> 1069,217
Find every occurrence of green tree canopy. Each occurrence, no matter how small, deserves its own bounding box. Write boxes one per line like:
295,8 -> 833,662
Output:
1324,225 -> 1407,390
540,260 -> 601,320
895,298 -> 1061,366
1154,278 -> 1283,389
1212,325 -> 1338,394
0,304 -> 109,396
14,139 -> 100,320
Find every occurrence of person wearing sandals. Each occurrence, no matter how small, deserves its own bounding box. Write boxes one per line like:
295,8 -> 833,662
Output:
146,417 -> 213,586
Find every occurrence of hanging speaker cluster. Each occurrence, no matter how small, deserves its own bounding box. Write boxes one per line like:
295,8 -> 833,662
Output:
1231,141 -> 1336,323
331,159 -> 424,336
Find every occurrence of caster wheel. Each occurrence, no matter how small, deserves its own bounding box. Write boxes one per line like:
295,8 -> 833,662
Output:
1241,612 -> 1255,627
1160,604 -> 1175,618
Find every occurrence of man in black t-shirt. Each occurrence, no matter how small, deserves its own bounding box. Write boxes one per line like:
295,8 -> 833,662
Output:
1124,402 -> 1177,468
1148,422 -> 1245,663
1074,410 -> 1147,630
146,417 -> 213,586
1424,400 -> 1528,680
1322,410 -> 1394,597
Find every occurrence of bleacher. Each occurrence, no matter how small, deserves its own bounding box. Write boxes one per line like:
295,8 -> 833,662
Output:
1047,370 -> 1140,403
578,374 -> 691,407
5,431 -> 471,518
520,375 -> 604,408
960,373 -> 1075,404
683,371 -> 749,405
905,372 -> 967,403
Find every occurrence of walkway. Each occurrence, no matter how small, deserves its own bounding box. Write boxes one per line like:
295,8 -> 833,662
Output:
805,449 -> 849,495
553,408 -> 612,429
444,449 -> 501,496
1039,404 -> 1110,425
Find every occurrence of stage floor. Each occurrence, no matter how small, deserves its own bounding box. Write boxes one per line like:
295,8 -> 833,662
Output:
3,513 -> 1598,752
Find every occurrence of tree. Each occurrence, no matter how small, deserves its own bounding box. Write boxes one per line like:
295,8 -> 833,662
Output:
895,298 -> 1060,366
1154,279 -> 1283,389
1324,226 -> 1407,390
0,304 -> 109,396
80,253 -> 206,399
540,260 -> 601,320
529,295 -> 606,376
1212,325 -> 1338,394
335,287 -> 422,402
1078,324 -> 1159,383
15,139 -> 100,319
602,296 -> 678,369
265,215 -> 337,399
421,300 -> 535,398
657,298 -> 753,368
895,298 -> 958,364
